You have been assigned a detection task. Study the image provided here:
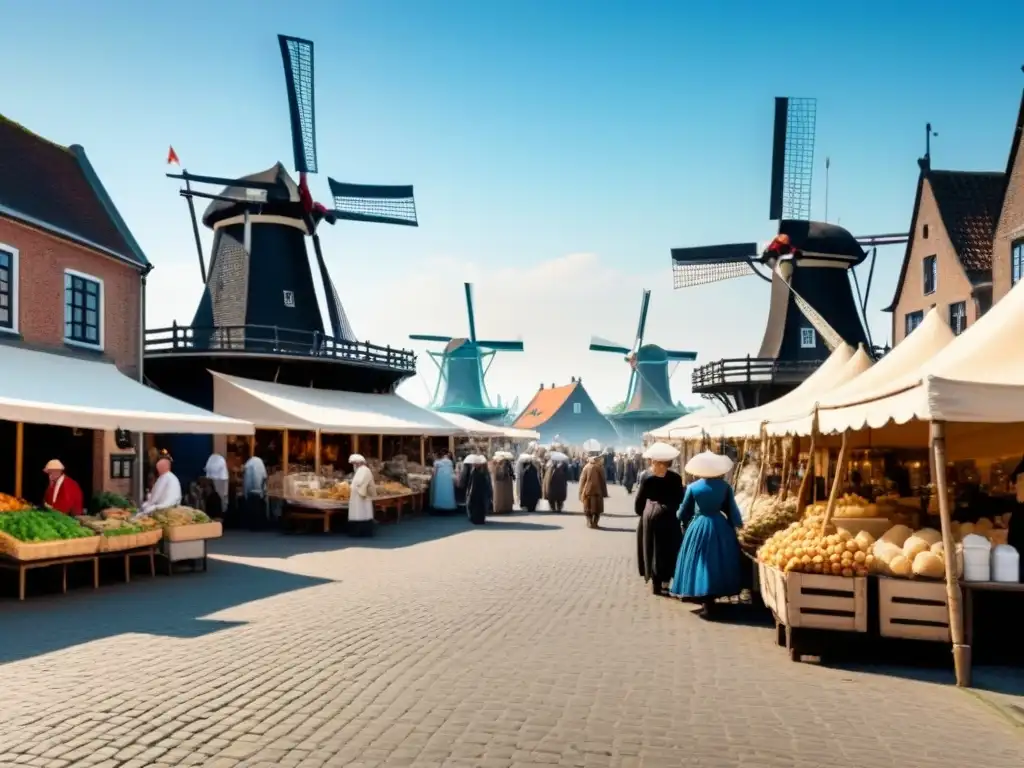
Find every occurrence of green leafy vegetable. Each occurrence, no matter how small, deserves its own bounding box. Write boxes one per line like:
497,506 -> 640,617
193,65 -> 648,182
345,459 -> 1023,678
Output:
0,510 -> 95,542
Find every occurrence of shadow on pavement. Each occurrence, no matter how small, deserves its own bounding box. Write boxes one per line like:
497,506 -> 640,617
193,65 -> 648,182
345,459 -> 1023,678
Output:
0,559 -> 330,665
213,514 -> 561,560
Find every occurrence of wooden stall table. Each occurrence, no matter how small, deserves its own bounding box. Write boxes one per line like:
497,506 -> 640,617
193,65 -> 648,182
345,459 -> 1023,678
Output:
283,498 -> 348,533
960,580 -> 1024,685
374,493 -> 414,525
0,553 -> 99,601
98,546 -> 157,584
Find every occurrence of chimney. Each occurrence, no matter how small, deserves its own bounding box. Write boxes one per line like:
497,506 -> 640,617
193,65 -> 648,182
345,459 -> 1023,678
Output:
551,383 -> 555,389
540,383 -> 544,389
571,376 -> 576,383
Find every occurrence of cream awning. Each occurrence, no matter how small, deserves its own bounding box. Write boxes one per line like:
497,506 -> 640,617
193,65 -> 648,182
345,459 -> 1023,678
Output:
434,412 -> 539,440
0,344 -> 253,434
211,372 -> 461,436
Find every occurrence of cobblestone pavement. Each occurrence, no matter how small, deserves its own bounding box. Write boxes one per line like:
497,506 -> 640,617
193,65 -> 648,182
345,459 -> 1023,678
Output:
0,486 -> 1020,768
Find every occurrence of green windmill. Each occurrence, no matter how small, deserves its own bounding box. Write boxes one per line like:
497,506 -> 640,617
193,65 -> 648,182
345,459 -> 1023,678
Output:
410,283 -> 524,423
589,289 -> 697,442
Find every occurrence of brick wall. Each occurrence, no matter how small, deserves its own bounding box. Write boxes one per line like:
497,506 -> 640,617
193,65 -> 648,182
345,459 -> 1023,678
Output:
0,216 -> 142,376
891,178 -> 977,345
992,128 -> 1024,302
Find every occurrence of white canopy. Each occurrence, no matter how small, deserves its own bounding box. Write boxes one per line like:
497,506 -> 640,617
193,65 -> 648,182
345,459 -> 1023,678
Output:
212,372 -> 462,435
0,344 -> 253,434
434,412 -> 539,440
710,343 -> 872,439
647,407 -> 718,440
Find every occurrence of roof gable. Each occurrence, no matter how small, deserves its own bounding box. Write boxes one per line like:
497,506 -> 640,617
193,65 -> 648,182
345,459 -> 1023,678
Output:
997,86 -> 1024,234
512,382 -> 578,429
0,114 -> 149,269
885,166 -> 1003,312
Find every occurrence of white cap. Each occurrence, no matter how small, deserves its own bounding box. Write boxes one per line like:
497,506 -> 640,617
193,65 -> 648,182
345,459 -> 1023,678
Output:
349,454 -> 366,464
642,442 -> 680,462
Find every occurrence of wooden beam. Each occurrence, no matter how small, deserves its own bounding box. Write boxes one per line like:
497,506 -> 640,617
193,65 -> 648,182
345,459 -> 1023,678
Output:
378,434 -> 384,460
314,430 -> 322,474
14,422 -> 24,498
283,429 -> 290,474
420,436 -> 426,466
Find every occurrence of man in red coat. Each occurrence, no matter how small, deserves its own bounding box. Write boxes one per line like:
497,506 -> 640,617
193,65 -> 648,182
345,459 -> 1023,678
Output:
43,459 -> 84,516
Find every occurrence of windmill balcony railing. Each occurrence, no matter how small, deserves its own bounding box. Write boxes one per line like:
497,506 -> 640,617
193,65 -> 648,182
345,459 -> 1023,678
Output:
691,356 -> 825,390
144,323 -> 417,372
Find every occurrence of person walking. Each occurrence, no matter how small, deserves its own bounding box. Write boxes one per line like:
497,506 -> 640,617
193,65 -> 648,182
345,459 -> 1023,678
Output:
491,452 -> 515,514
543,454 -> 569,512
517,454 -> 542,512
464,454 -> 492,525
578,455 -> 609,528
429,450 -> 457,513
634,442 -> 685,596
670,451 -> 744,615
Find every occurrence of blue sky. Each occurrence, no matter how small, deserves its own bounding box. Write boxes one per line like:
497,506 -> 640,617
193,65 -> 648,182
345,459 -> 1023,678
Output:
2,0 -> 1022,411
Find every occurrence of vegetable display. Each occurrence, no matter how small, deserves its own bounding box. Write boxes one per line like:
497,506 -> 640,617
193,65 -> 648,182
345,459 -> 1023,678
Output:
0,493 -> 32,513
90,491 -> 135,515
738,497 -> 800,553
757,515 -> 874,577
0,509 -> 95,542
151,507 -> 210,526
79,516 -> 146,537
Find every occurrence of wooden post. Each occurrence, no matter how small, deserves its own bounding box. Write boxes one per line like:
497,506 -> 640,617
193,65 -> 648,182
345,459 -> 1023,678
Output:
282,429 -> 290,474
248,434 -> 255,458
14,422 -> 24,498
378,434 -> 384,459
931,420 -> 969,686
314,430 -> 322,474
821,430 -> 849,532
352,434 -> 360,454
795,427 -> 817,516
420,435 -> 426,466
448,435 -> 455,454
733,438 -> 749,486
751,435 -> 771,506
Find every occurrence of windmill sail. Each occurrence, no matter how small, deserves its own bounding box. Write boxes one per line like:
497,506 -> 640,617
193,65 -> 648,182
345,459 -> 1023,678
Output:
670,242 -> 760,289
773,262 -> 844,352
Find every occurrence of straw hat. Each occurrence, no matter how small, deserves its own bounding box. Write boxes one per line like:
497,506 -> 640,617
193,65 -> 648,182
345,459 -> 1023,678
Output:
463,454 -> 487,465
684,451 -> 734,479
43,459 -> 65,472
349,453 -> 366,464
642,442 -> 680,462
517,453 -> 534,463
549,451 -> 569,463
493,451 -> 514,461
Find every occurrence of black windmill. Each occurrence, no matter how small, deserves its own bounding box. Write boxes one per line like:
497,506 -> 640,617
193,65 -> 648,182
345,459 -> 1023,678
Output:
145,34 -> 420,478
671,97 -> 906,413
147,34 -> 419,401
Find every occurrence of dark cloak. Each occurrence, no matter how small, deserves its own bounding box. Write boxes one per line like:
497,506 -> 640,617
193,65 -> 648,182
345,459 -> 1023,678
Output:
518,462 -> 542,511
466,466 -> 492,525
635,471 -> 685,583
543,463 -> 568,504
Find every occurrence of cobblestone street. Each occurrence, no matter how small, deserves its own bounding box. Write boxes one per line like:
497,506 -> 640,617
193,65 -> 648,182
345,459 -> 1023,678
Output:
0,486 -> 1021,768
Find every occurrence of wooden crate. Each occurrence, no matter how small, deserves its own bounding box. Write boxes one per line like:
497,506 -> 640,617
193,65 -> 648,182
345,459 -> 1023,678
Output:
165,521 -> 223,542
0,530 -> 101,561
878,577 -> 952,642
759,563 -> 868,632
99,527 -> 164,553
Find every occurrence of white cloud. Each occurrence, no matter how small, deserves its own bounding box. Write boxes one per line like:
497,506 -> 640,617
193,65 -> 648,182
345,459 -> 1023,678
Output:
145,250 -> 769,416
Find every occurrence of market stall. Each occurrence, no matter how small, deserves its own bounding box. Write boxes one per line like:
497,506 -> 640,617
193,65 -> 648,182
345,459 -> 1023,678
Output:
749,304 -> 1024,684
0,346 -> 252,598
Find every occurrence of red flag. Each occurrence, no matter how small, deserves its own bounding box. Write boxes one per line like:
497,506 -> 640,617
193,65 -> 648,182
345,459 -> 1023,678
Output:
167,146 -> 180,166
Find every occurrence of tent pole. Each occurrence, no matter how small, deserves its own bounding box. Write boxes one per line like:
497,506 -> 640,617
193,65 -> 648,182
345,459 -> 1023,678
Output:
314,431 -> 321,475
378,434 -> 384,460
486,437 -> 492,456
796,425 -> 817,516
14,422 -> 23,498
420,436 -> 426,466
282,429 -> 290,475
448,435 -> 454,454
821,430 -> 849,533
352,434 -> 360,456
931,420 -> 970,686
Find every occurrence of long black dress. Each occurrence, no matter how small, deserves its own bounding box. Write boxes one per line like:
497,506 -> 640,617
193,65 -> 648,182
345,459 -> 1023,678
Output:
466,466 -> 493,525
518,462 -> 542,512
635,470 -> 685,595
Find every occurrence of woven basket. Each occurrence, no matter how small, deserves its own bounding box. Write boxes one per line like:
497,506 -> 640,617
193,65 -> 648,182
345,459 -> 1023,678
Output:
99,527 -> 164,553
0,530 -> 101,562
164,521 -> 223,542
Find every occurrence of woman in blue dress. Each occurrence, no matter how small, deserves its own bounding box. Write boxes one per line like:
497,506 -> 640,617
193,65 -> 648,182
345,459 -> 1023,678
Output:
671,450 -> 743,615
429,450 -> 457,513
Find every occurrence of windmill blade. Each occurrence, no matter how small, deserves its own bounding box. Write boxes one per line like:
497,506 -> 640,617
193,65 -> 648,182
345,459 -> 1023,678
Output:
632,289 -> 651,352
278,35 -> 318,174
409,334 -> 453,343
463,283 -> 477,342
670,242 -> 760,288
588,336 -> 630,355
664,349 -> 698,361
476,340 -> 524,351
768,96 -> 816,221
312,233 -> 356,341
328,179 -> 418,227
773,262 -> 844,351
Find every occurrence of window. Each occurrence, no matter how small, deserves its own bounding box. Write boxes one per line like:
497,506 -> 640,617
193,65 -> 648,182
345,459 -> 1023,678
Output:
0,244 -> 17,333
948,301 -> 967,335
1012,239 -> 1024,287
923,255 -> 937,295
799,327 -> 816,349
904,310 -> 924,337
283,290 -> 295,308
64,269 -> 103,349
572,402 -> 582,415
110,455 -> 134,480
922,224 -> 929,239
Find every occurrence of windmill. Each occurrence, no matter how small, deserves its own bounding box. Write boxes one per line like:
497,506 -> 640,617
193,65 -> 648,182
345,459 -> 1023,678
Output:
410,283 -> 524,423
669,97 -> 906,412
166,34 -> 418,353
589,289 -> 697,442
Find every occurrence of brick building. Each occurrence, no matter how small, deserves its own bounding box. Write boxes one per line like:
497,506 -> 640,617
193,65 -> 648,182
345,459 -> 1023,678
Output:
0,113 -> 150,503
992,88 -> 1024,302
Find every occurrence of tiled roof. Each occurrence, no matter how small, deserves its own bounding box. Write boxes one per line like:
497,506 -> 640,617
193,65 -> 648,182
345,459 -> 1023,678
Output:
928,169 -> 1004,275
0,114 -> 149,269
512,382 -> 578,429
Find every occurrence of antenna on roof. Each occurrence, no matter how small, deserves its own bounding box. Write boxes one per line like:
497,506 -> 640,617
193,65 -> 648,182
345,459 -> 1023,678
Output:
824,157 -> 831,222
924,123 -> 938,166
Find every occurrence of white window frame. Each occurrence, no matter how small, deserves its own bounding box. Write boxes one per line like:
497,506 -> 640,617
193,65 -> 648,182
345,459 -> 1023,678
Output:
572,402 -> 582,415
0,242 -> 18,335
799,327 -> 816,349
63,268 -> 105,351
923,254 -> 937,295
